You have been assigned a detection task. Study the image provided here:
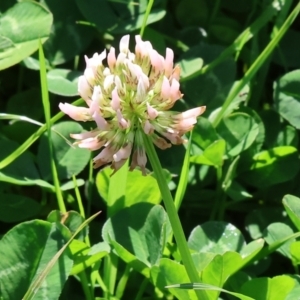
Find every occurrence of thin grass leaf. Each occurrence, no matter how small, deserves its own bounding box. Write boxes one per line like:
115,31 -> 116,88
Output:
181,0 -> 279,81
38,40 -> 66,213
0,113 -> 43,126
212,1 -> 300,127
22,211 -> 101,300
174,133 -> 193,211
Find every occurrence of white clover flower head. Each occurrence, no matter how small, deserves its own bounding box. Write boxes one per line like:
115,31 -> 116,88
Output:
59,35 -> 206,175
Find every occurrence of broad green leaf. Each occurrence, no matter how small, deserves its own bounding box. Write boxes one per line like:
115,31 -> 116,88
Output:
102,203 -> 171,277
263,222 -> 295,259
201,251 -> 243,296
0,138 -> 41,182
37,121 -> 90,181
23,212 -> 100,299
192,252 -> 217,273
211,16 -> 241,44
39,0 -> 94,66
151,258 -> 198,300
273,29 -> 300,68
286,283 -> 300,300
190,139 -> 226,167
179,57 -> 203,80
47,69 -> 81,96
240,239 -> 265,261
0,193 -> 41,223
188,221 -> 246,254
225,181 -> 252,202
76,0 -> 166,34
69,240 -> 110,275
192,117 -> 219,150
0,220 -> 72,300
274,70 -> 300,128
209,84 -> 250,123
96,168 -> 161,214
47,210 -> 87,241
276,125 -> 298,147
0,1 -> 53,70
290,241 -> 300,266
240,275 -> 295,300
283,194 -> 300,231
245,207 -> 290,239
216,112 -> 259,157
182,43 -> 236,109
240,146 -> 299,187
6,88 -> 43,120
175,0 -> 208,27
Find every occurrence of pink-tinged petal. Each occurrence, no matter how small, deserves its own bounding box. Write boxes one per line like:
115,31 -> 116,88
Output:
160,76 -> 171,99
113,143 -> 132,162
93,111 -> 109,130
84,68 -> 95,85
114,76 -> 123,93
170,65 -> 181,81
78,76 -> 92,101
110,159 -> 127,175
86,51 -> 106,71
146,102 -> 158,119
70,130 -> 98,140
135,35 -> 153,58
103,67 -> 111,76
116,109 -> 129,129
111,88 -> 121,111
161,131 -> 185,145
89,85 -> 102,113
130,149 -> 147,175
59,103 -> 91,121
150,49 -> 164,73
164,48 -> 174,77
116,52 -> 126,66
136,77 -> 146,103
77,137 -> 105,151
93,147 -> 115,167
143,120 -> 154,134
152,135 -> 171,150
170,78 -> 181,101
103,74 -> 114,91
107,46 -> 116,69
137,148 -> 147,174
175,106 -> 206,119
120,35 -> 130,53
174,118 -> 197,132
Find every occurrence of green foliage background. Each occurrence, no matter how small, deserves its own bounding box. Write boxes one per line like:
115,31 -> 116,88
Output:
1,0 -> 300,299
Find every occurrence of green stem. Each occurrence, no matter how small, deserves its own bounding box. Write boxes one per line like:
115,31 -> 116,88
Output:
72,174 -> 91,246
79,272 -> 94,300
139,0 -> 154,37
143,135 -> 209,300
103,252 -> 118,299
209,166 -> 223,221
212,1 -> 300,128
134,277 -> 149,300
174,133 -> 193,211
115,265 -> 132,299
